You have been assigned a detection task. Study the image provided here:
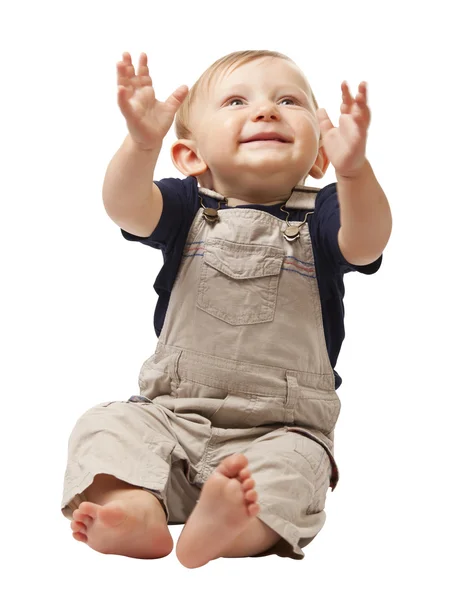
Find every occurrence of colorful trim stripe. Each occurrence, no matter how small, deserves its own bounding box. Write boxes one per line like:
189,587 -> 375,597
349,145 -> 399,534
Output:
183,242 -> 316,279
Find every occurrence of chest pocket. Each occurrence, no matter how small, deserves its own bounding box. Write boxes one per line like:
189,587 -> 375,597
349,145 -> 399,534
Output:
197,238 -> 284,326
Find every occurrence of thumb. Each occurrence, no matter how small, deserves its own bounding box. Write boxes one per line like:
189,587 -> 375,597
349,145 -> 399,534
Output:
165,85 -> 189,111
316,108 -> 335,137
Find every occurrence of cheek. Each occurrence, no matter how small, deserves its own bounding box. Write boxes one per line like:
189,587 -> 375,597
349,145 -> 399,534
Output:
217,115 -> 241,138
295,123 -> 320,150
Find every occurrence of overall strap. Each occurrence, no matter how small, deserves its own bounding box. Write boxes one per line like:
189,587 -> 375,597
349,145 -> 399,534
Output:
285,185 -> 319,210
198,185 -> 319,211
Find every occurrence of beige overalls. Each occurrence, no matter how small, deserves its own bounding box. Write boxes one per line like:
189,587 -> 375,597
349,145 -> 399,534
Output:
61,183 -> 341,560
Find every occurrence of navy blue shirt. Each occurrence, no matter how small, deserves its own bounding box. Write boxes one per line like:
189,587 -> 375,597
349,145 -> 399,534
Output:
121,176 -> 382,389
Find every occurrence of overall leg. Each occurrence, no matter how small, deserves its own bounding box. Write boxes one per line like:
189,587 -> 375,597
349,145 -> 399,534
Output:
62,400 -> 178,558
237,427 -> 332,560
176,427 -> 332,566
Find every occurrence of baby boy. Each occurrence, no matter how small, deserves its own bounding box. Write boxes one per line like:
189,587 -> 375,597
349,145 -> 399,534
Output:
61,50 -> 392,568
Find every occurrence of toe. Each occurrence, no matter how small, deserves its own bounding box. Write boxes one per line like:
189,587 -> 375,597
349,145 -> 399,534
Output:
78,501 -> 98,519
80,515 -> 93,527
73,510 -> 93,527
71,520 -> 87,534
72,531 -> 88,543
242,477 -> 255,492
245,489 -> 258,503
216,453 -> 248,478
239,467 -> 251,482
72,508 -> 81,521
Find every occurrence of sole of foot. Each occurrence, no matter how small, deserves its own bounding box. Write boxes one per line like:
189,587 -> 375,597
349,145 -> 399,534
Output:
71,490 -> 173,559
176,453 -> 259,568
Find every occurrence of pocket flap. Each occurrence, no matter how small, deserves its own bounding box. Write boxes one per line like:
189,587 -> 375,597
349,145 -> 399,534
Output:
204,239 -> 284,280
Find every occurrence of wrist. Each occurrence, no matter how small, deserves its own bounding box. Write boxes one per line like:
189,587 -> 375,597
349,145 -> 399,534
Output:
126,134 -> 162,154
335,159 -> 369,182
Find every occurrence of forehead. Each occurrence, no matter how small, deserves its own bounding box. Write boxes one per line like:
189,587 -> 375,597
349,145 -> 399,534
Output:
209,57 -> 310,96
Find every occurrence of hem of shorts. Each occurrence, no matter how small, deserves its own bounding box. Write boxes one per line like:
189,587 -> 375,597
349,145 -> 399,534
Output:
61,471 -> 169,519
253,502 -> 305,560
61,471 -> 97,511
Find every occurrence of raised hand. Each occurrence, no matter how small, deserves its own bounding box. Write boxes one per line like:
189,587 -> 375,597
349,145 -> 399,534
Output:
117,52 -> 189,150
316,81 -> 371,178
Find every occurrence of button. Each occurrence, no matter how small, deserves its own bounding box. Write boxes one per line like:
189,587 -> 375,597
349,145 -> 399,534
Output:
283,225 -> 300,241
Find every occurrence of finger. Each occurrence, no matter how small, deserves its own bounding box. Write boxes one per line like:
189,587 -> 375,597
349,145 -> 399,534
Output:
341,81 -> 353,103
355,85 -> 367,110
137,52 -> 148,73
355,81 -> 368,105
122,51 -> 132,64
341,81 -> 354,114
121,51 -> 136,79
117,52 -> 136,86
117,60 -> 133,88
165,85 -> 189,111
351,82 -> 371,126
316,107 -> 335,137
137,52 -> 153,87
351,101 -> 371,128
117,85 -> 136,119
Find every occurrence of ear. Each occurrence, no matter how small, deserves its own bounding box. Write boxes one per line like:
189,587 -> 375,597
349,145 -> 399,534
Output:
308,143 -> 330,179
171,139 -> 208,177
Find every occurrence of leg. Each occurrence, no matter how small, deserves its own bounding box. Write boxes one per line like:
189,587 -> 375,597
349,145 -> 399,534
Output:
83,473 -> 165,509
62,400 -> 181,558
71,473 -> 173,559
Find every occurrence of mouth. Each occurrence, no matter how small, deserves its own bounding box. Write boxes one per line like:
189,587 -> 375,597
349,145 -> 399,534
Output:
241,133 -> 290,143
242,139 -> 287,144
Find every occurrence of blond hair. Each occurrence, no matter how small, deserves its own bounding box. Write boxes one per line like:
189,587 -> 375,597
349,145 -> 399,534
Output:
174,50 -> 319,140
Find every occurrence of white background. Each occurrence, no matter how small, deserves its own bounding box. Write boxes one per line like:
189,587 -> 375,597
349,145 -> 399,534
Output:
1,0 -> 453,598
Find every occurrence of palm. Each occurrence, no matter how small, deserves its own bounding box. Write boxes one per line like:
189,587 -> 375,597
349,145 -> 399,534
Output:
320,113 -> 367,174
125,86 -> 175,140
116,52 -> 188,148
317,81 -> 371,178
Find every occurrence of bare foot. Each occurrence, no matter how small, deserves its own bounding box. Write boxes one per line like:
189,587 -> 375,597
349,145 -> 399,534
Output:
176,453 -> 259,568
70,489 -> 173,559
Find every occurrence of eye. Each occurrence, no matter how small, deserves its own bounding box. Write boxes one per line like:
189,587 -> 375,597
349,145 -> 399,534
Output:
226,98 -> 244,106
224,96 -> 302,107
279,97 -> 297,106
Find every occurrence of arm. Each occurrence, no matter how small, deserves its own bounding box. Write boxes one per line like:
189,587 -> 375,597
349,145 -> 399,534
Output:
102,51 -> 188,238
336,159 -> 392,265
317,81 -> 392,266
102,134 -> 163,238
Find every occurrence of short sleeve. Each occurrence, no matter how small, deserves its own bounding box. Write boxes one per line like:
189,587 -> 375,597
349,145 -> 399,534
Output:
312,183 -> 382,275
121,176 -> 199,253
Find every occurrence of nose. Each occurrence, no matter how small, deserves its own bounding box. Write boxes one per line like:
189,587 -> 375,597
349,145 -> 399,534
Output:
252,101 -> 280,121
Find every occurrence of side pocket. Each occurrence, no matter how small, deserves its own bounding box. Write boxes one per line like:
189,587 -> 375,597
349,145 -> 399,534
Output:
291,432 -> 332,514
306,451 -> 331,514
138,351 -> 183,399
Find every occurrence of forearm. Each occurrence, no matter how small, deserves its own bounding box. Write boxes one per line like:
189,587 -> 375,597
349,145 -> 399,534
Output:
336,159 -> 392,265
102,134 -> 161,225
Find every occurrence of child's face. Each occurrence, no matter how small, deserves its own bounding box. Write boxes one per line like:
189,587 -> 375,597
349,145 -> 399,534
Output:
188,57 -> 323,196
